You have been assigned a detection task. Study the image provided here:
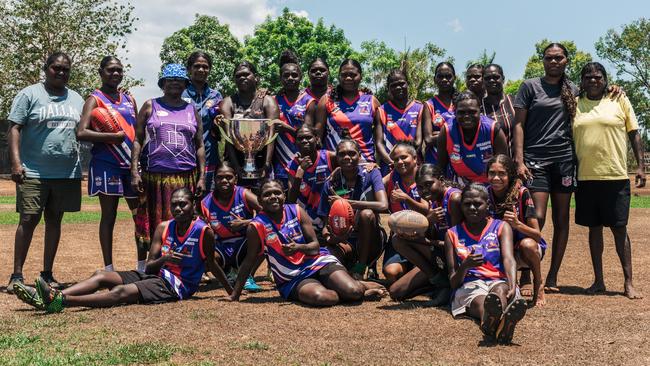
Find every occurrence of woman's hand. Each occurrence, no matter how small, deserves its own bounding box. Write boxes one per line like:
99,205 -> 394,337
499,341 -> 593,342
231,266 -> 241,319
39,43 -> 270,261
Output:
195,177 -> 206,197
281,242 -> 299,256
516,162 -> 532,182
390,187 -> 409,203
502,206 -> 520,230
461,248 -> 484,269
131,171 -> 143,193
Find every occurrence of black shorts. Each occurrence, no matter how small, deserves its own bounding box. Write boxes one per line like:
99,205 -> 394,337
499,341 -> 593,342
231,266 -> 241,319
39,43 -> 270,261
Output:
288,262 -> 347,300
575,180 -> 630,227
118,270 -> 179,304
526,160 -> 576,193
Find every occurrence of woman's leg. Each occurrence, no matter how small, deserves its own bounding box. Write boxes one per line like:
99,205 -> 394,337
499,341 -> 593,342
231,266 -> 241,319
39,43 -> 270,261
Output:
518,239 -> 545,306
388,267 -> 432,301
610,226 -> 643,299
382,263 -> 409,284
544,192 -> 572,290
293,278 -> 340,307
63,283 -> 140,308
42,208 -> 64,275
585,226 -> 606,294
125,197 -> 147,263
356,209 -> 382,271
98,194 -> 120,267
62,270 -> 125,296
392,236 -> 437,278
320,268 -> 365,302
524,191 -> 550,294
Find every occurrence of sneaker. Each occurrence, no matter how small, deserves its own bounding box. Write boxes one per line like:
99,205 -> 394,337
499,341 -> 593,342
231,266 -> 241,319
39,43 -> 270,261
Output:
39,271 -> 62,290
13,282 -> 45,310
35,277 -> 65,314
6,274 -> 24,295
243,275 -> 262,292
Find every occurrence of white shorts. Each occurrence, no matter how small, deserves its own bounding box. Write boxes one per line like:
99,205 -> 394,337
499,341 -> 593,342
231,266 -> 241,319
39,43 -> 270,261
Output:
451,279 -> 507,317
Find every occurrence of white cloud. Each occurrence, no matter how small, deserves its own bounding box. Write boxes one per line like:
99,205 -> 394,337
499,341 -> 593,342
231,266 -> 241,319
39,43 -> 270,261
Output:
446,18 -> 463,33
291,9 -> 309,18
119,0 -> 278,103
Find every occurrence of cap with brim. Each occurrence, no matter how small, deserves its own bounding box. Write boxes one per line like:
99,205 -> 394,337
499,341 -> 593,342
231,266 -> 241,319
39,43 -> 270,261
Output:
158,63 -> 190,88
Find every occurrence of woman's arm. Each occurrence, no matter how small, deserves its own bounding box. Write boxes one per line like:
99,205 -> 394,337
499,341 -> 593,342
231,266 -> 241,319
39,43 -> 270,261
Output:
512,108 -> 531,181
629,130 -> 646,187
374,109 -> 391,166
447,192 -> 462,228
348,189 -> 389,212
492,128 -> 508,157
130,99 -> 152,193
201,227 -> 233,294
294,206 -> 321,255
76,96 -> 125,143
498,223 -> 517,300
226,225 -> 264,301
303,99 -> 317,128
220,97 -> 242,172
414,104 -> 424,151
193,109 -> 206,195
436,124 -> 450,173
422,105 -> 434,155
314,95 -> 329,140
263,95 -> 279,170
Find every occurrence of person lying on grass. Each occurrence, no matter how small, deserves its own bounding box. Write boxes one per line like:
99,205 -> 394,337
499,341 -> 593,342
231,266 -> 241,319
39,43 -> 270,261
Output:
14,188 -> 231,313
222,179 -> 386,306
445,183 -> 527,344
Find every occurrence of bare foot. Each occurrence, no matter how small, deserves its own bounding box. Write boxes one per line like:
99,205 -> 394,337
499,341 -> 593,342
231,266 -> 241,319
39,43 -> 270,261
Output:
531,287 -> 546,307
520,283 -> 533,297
585,282 -> 606,295
624,283 -> 644,300
360,281 -> 387,301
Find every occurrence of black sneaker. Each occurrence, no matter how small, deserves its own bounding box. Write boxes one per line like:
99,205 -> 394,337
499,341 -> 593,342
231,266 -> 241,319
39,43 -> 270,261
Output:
6,274 -> 24,295
39,271 -> 62,290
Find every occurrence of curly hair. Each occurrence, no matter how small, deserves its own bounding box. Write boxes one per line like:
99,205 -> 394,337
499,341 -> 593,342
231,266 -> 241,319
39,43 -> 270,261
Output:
486,154 -> 522,218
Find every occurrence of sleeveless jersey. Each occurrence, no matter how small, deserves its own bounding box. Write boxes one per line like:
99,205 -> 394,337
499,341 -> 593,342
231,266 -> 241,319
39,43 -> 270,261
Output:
90,90 -> 136,169
251,204 -> 339,299
378,100 -> 422,152
200,186 -> 253,249
424,96 -> 453,165
159,218 -> 208,299
385,171 -> 420,213
142,99 -> 197,173
448,218 -> 506,283
324,93 -> 376,162
287,149 -> 333,223
432,186 -> 461,239
445,116 -> 496,185
274,92 -> 315,179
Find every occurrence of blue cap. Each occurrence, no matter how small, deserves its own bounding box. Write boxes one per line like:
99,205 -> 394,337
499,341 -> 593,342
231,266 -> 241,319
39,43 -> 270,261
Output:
158,63 -> 190,88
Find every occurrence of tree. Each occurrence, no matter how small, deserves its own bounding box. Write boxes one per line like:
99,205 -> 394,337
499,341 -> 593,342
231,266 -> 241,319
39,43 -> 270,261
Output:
399,43 -> 450,101
504,79 -> 523,96
522,39 -> 592,84
159,15 -> 242,96
465,49 -> 496,69
353,40 -> 400,99
595,18 -> 650,129
0,0 -> 139,118
242,8 -> 354,91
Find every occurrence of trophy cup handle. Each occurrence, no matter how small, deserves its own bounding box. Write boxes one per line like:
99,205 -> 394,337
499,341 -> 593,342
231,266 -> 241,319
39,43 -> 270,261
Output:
264,132 -> 278,146
215,117 -> 234,144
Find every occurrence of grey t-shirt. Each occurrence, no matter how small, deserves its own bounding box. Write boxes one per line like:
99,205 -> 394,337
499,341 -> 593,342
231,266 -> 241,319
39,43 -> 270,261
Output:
514,77 -> 578,163
8,83 -> 84,178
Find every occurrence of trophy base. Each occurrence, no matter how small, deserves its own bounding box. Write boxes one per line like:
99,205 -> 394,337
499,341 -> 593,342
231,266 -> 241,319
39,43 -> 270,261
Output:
240,170 -> 265,180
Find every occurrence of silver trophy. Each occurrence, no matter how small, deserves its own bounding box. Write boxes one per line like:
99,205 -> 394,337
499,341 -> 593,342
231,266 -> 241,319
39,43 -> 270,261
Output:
217,117 -> 276,179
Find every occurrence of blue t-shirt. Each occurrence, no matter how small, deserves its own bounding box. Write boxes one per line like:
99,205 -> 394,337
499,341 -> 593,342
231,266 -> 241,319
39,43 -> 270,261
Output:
182,84 -> 223,171
8,83 -> 84,178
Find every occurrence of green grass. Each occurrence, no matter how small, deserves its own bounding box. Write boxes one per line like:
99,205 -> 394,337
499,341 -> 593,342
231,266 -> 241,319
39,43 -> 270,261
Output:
0,211 -> 132,225
0,196 -> 101,205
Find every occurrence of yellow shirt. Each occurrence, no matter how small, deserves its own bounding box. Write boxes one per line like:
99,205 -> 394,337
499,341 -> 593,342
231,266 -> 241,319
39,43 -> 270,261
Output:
573,94 -> 638,180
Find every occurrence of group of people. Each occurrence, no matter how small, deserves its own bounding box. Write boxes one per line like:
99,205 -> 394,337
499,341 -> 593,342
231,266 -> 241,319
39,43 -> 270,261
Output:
6,42 -> 645,344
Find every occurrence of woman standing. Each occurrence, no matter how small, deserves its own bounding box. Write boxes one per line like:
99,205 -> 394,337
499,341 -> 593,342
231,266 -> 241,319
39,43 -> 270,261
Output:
305,57 -> 331,101
220,61 -> 280,183
77,56 -> 143,272
274,50 -> 317,187
7,52 -> 84,292
314,59 -> 380,164
423,62 -> 456,165
482,64 -> 515,152
375,69 -> 424,175
512,43 -> 577,292
573,62 -> 645,299
131,63 -> 206,250
182,51 -> 223,190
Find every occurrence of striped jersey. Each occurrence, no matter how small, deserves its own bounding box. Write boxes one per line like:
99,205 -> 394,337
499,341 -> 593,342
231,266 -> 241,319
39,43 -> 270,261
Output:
251,204 -> 339,298
424,96 -> 453,165
378,100 -> 422,152
200,186 -> 253,249
448,218 -> 506,283
324,93 -> 376,162
287,149 -> 333,223
432,186 -> 461,239
89,90 -> 136,169
445,116 -> 496,185
274,92 -> 315,179
385,170 -> 420,213
159,218 -> 209,299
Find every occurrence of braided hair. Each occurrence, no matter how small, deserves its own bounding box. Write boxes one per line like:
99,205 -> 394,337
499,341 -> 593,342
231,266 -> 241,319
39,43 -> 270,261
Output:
543,43 -> 576,119
486,154 -> 522,218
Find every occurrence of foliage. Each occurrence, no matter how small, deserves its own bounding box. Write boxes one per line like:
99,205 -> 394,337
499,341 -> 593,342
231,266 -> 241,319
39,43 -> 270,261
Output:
465,49 -> 496,69
399,43 -> 450,101
0,0 -> 140,118
504,79 -> 523,96
159,15 -> 242,96
595,18 -> 650,129
522,39 -> 592,84
242,8 -> 354,91
352,40 -> 401,100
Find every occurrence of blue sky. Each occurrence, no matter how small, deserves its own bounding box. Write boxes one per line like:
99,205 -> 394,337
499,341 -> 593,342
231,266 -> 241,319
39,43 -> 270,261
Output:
126,0 -> 648,103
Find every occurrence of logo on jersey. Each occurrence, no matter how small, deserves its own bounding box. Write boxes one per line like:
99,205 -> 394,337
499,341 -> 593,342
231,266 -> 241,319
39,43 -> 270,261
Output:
561,176 -> 573,187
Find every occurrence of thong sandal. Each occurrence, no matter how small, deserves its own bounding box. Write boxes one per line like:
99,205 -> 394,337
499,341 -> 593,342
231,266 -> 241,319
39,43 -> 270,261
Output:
480,293 -> 503,338
496,298 -> 527,344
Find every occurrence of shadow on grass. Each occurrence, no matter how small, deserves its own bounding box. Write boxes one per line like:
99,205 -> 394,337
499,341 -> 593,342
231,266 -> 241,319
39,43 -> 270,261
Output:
378,300 -> 450,311
555,285 -> 620,297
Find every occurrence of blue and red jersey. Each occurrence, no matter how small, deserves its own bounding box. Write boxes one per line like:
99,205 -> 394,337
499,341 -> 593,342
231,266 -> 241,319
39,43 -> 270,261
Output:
287,149 -> 333,223
385,171 -> 420,213
274,92 -> 315,179
424,96 -> 453,165
448,218 -> 507,283
432,186 -> 461,238
378,100 -> 422,152
200,186 -> 253,249
159,218 -> 209,299
89,90 -> 136,169
324,93 -> 376,162
251,204 -> 339,298
445,116 -> 496,185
